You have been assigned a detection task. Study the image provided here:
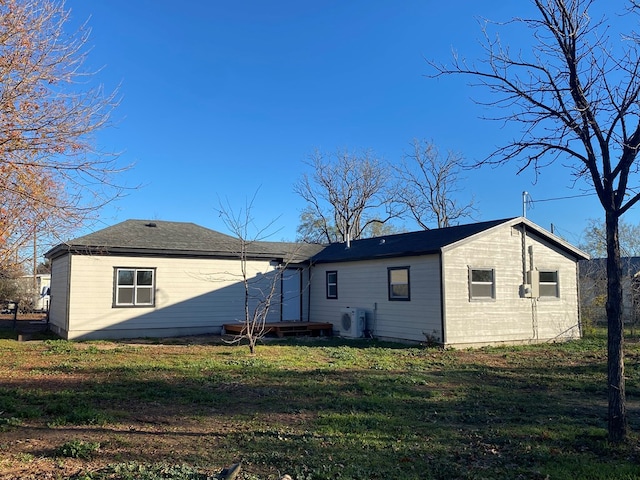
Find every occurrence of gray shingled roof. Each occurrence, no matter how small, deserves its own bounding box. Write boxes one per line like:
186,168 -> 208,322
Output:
46,217 -> 588,265
310,217 -> 589,263
45,219 -> 324,263
311,218 -> 512,263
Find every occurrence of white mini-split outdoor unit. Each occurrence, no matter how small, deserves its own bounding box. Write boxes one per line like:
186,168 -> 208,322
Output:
339,308 -> 366,338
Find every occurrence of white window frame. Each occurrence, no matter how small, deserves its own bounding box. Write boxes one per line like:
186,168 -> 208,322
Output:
326,271 -> 338,299
538,270 -> 559,298
469,267 -> 495,300
114,267 -> 156,307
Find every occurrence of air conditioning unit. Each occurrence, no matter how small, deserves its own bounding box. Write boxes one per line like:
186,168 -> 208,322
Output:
339,308 -> 365,338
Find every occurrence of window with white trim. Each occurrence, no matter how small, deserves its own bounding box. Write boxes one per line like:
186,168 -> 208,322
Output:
539,270 -> 559,297
469,268 -> 495,300
115,268 -> 155,306
388,266 -> 410,301
326,271 -> 338,299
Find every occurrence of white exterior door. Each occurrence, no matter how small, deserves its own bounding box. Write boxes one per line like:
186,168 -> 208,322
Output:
282,269 -> 301,321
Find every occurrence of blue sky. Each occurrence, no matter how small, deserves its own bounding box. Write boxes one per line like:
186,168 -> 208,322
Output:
62,1 -> 627,245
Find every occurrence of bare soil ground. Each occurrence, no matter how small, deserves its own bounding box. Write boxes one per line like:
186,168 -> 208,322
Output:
0,338 -> 248,479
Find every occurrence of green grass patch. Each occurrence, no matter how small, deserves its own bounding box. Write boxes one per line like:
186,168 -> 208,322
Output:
0,333 -> 639,479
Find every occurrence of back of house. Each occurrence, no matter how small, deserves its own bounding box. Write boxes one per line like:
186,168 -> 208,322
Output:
309,217 -> 588,347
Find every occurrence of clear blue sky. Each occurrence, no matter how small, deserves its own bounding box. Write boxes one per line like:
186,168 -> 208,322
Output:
62,1 -> 633,246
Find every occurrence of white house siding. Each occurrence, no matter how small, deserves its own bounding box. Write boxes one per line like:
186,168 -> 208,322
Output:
310,255 -> 442,342
59,254 -> 281,340
49,254 -> 71,337
442,224 -> 581,347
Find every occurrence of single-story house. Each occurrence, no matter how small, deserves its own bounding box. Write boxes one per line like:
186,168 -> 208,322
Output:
45,217 -> 589,346
310,217 -> 588,347
44,220 -> 323,340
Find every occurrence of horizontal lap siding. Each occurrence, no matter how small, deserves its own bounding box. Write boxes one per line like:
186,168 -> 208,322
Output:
443,224 -> 580,346
66,255 -> 280,339
310,256 -> 442,342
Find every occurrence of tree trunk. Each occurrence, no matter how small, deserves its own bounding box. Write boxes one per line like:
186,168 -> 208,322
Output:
605,211 -> 627,442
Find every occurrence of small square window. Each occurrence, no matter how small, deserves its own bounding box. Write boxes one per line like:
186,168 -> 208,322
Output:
388,267 -> 410,301
115,268 -> 155,307
470,268 -> 495,300
326,271 -> 338,299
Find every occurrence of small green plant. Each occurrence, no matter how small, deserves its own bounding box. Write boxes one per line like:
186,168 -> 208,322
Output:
43,339 -> 77,355
0,416 -> 22,431
69,462 -> 212,479
56,439 -> 100,459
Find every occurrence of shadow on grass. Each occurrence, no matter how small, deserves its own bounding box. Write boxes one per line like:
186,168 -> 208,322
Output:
1,338 -> 639,479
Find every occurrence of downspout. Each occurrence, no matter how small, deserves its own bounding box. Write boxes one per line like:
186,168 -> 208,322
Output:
522,222 -> 538,340
521,223 -> 527,285
307,262 -> 313,322
65,253 -> 72,337
279,266 -> 284,322
576,259 -> 583,337
439,249 -> 447,345
298,267 -> 303,322
529,244 -> 538,340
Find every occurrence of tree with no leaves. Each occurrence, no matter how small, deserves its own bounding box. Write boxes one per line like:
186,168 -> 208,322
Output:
394,139 -> 476,229
580,218 -> 640,259
431,0 -> 640,441
0,0 -> 125,268
294,149 -> 403,243
217,193 -> 298,354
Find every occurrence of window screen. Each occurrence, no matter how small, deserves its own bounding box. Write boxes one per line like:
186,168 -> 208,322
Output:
470,268 -> 495,299
539,270 -> 559,297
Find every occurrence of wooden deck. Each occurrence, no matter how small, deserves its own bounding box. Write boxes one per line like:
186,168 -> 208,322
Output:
222,321 -> 333,338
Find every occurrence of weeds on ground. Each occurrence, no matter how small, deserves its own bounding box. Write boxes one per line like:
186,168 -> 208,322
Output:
0,332 -> 639,479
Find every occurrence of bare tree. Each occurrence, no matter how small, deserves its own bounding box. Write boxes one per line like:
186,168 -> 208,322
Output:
294,149 -> 403,243
217,194 -> 291,354
394,139 -> 476,229
0,0 -> 126,268
580,218 -> 640,259
431,0 -> 640,441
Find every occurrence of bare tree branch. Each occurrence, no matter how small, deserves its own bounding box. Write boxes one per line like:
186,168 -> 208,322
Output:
428,0 -> 640,442
394,139 -> 476,229
294,149 -> 404,243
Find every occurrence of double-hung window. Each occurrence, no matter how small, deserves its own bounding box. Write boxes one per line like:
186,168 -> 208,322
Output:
115,268 -> 155,307
539,270 -> 559,298
469,268 -> 495,300
326,271 -> 338,299
388,266 -> 410,301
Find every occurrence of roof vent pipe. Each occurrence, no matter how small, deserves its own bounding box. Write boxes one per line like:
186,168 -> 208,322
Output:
145,222 -> 157,228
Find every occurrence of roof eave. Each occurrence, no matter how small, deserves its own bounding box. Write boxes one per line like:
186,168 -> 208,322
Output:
440,217 -> 589,260
45,244 -> 292,261
311,248 -> 442,264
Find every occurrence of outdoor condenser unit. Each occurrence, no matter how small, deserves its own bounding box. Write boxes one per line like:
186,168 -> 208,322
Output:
338,308 -> 365,338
